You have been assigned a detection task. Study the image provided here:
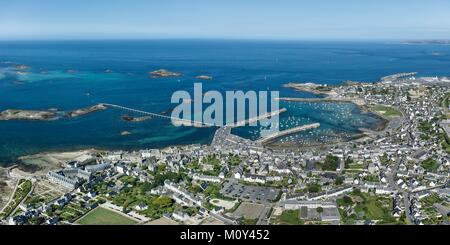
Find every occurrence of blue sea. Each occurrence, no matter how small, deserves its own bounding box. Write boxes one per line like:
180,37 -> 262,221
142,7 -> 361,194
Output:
1,40 -> 450,165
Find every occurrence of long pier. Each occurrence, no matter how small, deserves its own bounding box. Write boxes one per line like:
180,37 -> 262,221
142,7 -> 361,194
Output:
103,103 -> 289,128
257,123 -> 320,144
232,108 -> 287,127
102,103 -> 215,127
381,72 -> 417,82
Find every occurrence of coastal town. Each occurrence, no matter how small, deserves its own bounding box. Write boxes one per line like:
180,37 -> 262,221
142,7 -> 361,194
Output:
0,73 -> 449,226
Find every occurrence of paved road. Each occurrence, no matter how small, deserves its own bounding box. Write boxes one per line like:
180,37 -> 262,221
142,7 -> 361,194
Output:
402,192 -> 413,225
388,157 -> 414,225
411,184 -> 446,193
388,158 -> 401,189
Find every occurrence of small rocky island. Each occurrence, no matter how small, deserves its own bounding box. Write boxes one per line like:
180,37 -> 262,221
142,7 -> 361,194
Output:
149,69 -> 182,78
196,75 -> 213,80
0,104 -> 107,121
14,65 -> 30,70
120,131 -> 132,136
121,115 -> 152,122
67,104 -> 107,118
0,109 -> 57,121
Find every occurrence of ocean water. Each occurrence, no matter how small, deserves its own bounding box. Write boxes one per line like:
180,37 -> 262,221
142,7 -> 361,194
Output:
1,40 -> 450,165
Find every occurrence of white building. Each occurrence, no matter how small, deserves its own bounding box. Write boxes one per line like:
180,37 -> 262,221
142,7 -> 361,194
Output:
193,174 -> 221,183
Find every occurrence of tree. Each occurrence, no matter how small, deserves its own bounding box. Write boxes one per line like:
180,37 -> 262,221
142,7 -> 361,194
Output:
322,155 -> 339,171
140,182 -> 153,194
380,153 -> 389,165
421,158 -> 439,172
157,164 -> 167,172
204,184 -> 222,198
316,207 -> 324,213
337,195 -> 353,207
151,172 -> 183,188
307,184 -> 321,193
344,157 -> 353,169
152,196 -> 173,208
186,160 -> 200,170
342,196 -> 353,205
335,176 -> 344,186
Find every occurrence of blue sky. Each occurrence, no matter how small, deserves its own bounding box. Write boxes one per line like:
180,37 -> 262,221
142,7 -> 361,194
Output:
0,0 -> 449,40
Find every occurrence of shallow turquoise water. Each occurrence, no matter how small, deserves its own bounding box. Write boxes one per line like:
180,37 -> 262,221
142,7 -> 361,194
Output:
1,40 -> 450,164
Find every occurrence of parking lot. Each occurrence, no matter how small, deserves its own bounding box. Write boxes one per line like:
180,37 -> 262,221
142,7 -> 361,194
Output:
220,181 -> 280,203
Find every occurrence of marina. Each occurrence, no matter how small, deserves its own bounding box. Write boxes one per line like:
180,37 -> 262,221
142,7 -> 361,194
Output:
257,123 -> 321,144
232,108 -> 287,127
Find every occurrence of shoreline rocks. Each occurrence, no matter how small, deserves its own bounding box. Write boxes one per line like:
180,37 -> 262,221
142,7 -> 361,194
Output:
283,82 -> 336,96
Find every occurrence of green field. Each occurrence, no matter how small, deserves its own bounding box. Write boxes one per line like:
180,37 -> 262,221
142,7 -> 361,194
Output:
371,105 -> 402,118
276,210 -> 304,225
76,207 -> 137,225
338,191 -> 399,224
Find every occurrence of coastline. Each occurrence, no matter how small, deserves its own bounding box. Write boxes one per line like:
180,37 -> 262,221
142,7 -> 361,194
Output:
269,81 -> 404,149
0,84 -> 397,169
0,75 -> 406,171
276,97 -> 366,106
282,80 -> 405,124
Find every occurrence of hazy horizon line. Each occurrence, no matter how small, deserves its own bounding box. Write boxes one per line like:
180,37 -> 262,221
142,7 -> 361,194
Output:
0,37 -> 448,43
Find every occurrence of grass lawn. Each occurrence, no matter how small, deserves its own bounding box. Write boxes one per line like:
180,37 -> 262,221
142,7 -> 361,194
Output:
276,210 -> 304,225
421,193 -> 444,207
348,163 -> 366,169
371,105 -> 402,118
365,200 -> 385,218
76,207 -> 137,225
338,191 -> 398,224
240,218 -> 258,225
354,193 -> 394,221
421,158 -> 439,172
